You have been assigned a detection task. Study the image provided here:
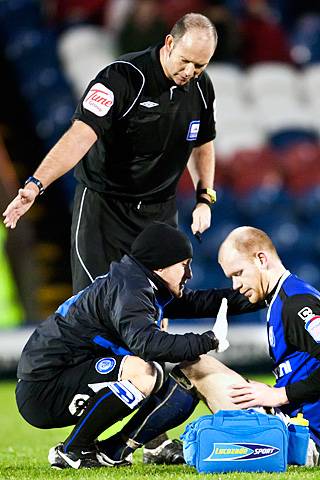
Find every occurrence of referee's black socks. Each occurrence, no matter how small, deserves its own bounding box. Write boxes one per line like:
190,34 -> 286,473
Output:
63,380 -> 144,453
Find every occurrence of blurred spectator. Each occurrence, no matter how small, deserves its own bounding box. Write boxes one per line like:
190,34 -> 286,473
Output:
239,0 -> 291,66
0,133 -> 40,325
273,0 -> 320,31
205,0 -> 241,63
103,0 -> 133,36
117,0 -> 167,54
160,0 -> 207,27
0,222 -> 24,328
45,0 -> 108,27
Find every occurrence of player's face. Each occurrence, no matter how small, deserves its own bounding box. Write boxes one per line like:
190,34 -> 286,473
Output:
158,258 -> 192,297
163,31 -> 215,86
219,249 -> 268,303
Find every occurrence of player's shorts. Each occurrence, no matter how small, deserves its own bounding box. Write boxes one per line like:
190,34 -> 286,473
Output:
16,352 -> 128,429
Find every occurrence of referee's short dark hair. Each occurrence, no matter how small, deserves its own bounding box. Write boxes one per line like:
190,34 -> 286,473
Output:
170,13 -> 217,45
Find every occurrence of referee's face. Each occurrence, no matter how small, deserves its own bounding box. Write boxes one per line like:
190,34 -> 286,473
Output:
162,31 -> 215,86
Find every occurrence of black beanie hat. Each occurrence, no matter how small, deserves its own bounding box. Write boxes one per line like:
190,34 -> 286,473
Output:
131,222 -> 193,270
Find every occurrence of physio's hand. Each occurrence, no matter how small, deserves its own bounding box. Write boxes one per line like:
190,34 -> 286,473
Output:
3,186 -> 38,229
191,203 -> 211,234
228,381 -> 289,408
212,298 -> 229,352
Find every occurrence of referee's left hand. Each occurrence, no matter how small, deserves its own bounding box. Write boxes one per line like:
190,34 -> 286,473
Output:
3,185 -> 39,229
191,203 -> 211,234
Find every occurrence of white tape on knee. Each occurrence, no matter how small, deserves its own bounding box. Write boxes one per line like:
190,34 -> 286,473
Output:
107,380 -> 144,409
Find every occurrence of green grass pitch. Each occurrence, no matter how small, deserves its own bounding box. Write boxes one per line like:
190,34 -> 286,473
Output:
1,377 -> 320,480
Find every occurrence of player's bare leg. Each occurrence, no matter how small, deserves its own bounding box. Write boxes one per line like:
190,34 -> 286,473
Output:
181,354 -> 247,412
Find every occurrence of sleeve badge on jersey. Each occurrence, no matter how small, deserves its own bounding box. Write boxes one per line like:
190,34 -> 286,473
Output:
95,357 -> 116,374
186,120 -> 200,141
305,316 -> 320,342
299,306 -> 320,342
83,82 -> 114,117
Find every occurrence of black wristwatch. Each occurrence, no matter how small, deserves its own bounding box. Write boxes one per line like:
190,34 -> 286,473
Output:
196,188 -> 217,207
24,176 -> 45,195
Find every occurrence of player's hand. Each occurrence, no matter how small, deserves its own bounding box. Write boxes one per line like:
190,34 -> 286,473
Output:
191,203 -> 211,234
3,187 -> 38,229
228,381 -> 289,408
212,298 -> 229,352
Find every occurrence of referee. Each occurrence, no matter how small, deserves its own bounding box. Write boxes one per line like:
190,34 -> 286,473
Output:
3,12 -> 218,293
4,13 -> 218,463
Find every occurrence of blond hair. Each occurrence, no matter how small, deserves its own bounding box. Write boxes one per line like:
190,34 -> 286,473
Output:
219,226 -> 280,261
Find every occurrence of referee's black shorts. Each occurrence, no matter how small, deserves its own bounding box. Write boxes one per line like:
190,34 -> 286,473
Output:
16,353 -> 127,429
70,184 -> 178,293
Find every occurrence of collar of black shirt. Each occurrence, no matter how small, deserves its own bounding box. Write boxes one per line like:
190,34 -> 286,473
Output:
150,45 -> 191,93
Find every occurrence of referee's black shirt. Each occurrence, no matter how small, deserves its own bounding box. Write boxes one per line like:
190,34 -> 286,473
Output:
73,45 -> 216,201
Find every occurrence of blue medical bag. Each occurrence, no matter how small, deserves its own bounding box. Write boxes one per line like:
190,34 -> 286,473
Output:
181,409 -> 288,473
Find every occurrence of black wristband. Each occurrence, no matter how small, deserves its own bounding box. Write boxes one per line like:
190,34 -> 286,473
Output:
197,188 -> 217,204
24,176 -> 45,195
196,197 -> 212,208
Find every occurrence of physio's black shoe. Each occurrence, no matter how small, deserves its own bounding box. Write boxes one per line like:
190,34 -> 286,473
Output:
48,443 -> 68,469
98,449 -> 133,467
48,442 -> 132,469
48,443 -> 103,469
143,439 -> 185,465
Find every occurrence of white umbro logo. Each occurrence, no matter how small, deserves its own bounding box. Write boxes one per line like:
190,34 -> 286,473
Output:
140,101 -> 159,108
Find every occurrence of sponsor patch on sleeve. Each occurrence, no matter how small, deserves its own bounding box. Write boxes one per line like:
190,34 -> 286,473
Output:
186,120 -> 200,141
298,306 -> 320,342
83,82 -> 114,117
305,316 -> 320,342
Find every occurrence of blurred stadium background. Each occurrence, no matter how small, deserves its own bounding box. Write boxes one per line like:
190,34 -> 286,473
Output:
0,0 -> 320,377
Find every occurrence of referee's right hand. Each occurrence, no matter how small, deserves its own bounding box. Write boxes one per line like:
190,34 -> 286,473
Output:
191,202 -> 211,235
3,185 -> 38,229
